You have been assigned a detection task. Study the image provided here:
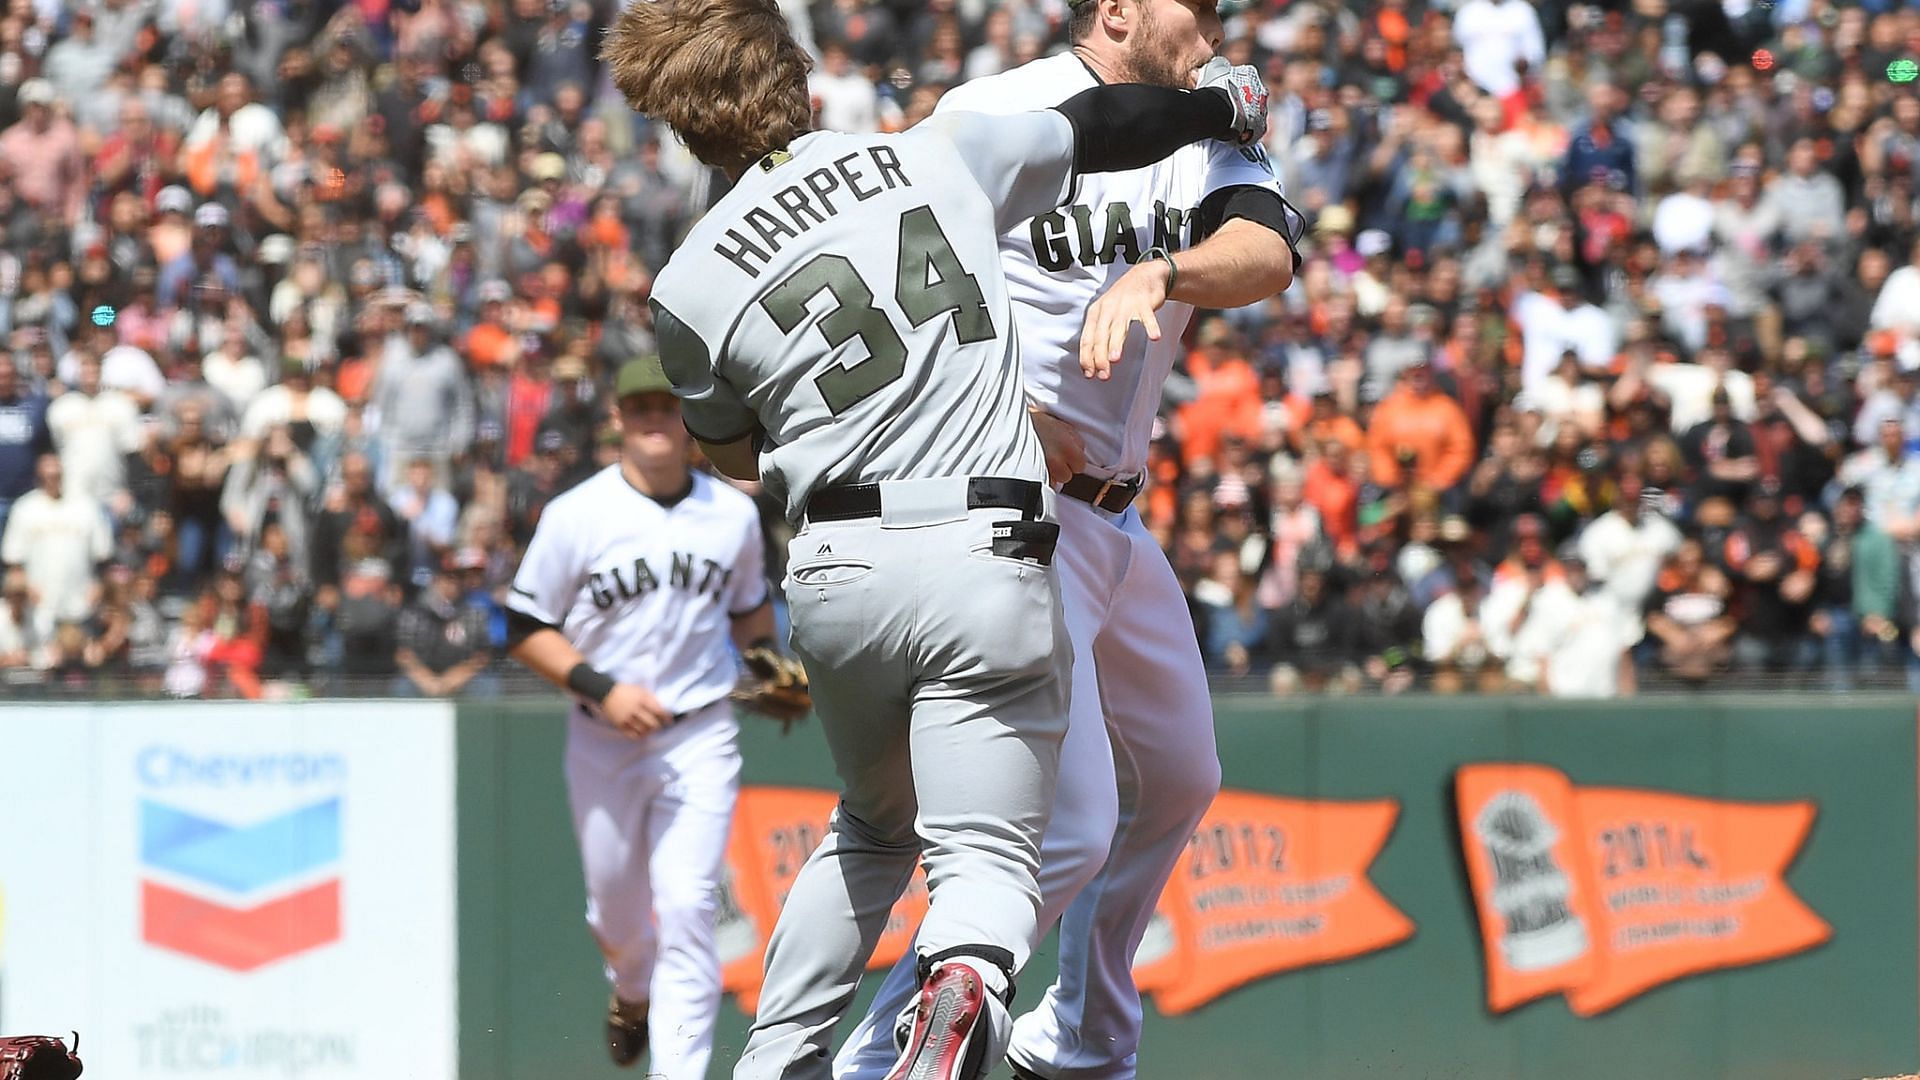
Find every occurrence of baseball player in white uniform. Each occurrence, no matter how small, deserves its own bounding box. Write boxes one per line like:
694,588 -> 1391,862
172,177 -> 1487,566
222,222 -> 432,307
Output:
599,2 -> 1269,1077
838,1 -> 1303,1077
505,357 -> 773,1078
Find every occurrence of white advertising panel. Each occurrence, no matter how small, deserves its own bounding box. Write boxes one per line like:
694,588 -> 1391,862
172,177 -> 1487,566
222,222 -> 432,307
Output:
0,702 -> 457,1079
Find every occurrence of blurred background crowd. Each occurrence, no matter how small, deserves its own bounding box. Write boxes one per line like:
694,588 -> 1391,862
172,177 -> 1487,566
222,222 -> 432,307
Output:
2,0 -> 1919,698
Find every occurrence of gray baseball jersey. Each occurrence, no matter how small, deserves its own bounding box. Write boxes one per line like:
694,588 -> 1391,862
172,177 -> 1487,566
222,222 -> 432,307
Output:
650,111 -> 1079,521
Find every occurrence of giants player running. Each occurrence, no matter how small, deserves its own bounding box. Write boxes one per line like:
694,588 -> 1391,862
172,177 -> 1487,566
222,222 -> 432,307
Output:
601,0 -> 1269,1076
505,357 -> 772,1077
839,1 -> 1302,1077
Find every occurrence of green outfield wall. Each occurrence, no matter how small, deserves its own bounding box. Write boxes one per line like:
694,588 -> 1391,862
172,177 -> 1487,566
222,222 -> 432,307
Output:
455,696 -> 1920,1080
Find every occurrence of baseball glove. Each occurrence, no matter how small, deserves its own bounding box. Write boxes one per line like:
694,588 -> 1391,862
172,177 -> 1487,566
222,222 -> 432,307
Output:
0,1033 -> 82,1080
732,644 -> 812,732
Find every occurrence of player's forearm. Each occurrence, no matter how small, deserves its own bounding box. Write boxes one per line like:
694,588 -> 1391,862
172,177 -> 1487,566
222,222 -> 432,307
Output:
507,626 -> 589,690
730,601 -> 775,652
1160,218 -> 1294,309
1055,84 -> 1237,175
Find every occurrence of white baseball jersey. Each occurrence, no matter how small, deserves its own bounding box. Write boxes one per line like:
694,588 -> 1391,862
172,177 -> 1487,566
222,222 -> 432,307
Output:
650,112 -> 1078,521
935,53 -> 1284,479
506,466 -> 766,723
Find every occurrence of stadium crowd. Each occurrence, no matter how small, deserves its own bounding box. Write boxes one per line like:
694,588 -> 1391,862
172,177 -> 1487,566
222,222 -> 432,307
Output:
1,0 -> 1918,698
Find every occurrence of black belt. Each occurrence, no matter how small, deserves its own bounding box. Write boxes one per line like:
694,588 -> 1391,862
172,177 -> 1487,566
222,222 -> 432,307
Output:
804,477 -> 1044,523
1060,472 -> 1142,513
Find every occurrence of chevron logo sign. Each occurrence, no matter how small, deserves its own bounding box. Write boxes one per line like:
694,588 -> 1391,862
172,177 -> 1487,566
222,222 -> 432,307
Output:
139,798 -> 343,972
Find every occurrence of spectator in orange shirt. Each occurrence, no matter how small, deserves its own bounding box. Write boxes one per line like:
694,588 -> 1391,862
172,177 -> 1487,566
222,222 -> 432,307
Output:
1303,437 -> 1361,557
1291,384 -> 1367,456
463,281 -> 520,369
1179,318 -> 1264,469
1367,356 -> 1476,495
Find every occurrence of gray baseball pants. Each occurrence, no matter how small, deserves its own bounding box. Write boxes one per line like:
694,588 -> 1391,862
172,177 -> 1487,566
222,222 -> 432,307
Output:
733,476 -> 1072,1080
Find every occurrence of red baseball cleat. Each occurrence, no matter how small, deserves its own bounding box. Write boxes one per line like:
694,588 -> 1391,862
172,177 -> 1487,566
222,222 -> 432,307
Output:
883,962 -> 989,1080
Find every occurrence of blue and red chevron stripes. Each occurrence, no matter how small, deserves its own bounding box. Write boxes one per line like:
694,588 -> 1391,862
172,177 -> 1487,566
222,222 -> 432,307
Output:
139,797 -> 343,970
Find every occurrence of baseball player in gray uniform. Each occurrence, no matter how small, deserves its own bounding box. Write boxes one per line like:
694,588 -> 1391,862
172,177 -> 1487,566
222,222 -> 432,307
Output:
839,2 -> 1304,1076
601,2 -> 1268,1077
505,357 -> 772,1078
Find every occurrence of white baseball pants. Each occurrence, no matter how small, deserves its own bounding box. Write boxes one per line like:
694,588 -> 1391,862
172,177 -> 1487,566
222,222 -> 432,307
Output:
565,703 -> 741,1080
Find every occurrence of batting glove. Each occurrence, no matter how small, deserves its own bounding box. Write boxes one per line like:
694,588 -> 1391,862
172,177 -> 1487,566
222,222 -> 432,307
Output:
1197,57 -> 1270,147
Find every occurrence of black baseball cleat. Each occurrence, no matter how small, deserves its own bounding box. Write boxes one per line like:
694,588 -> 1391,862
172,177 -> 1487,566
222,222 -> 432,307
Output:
604,995 -> 649,1068
885,962 -> 989,1080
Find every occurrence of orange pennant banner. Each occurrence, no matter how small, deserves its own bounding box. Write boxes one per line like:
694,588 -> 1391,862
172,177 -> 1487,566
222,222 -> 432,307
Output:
1133,791 -> 1414,1015
720,787 -> 1412,1015
717,786 -> 929,1013
1455,764 -> 1831,1016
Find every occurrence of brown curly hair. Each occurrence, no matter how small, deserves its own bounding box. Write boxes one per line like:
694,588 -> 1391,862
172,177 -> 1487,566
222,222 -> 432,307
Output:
601,0 -> 814,174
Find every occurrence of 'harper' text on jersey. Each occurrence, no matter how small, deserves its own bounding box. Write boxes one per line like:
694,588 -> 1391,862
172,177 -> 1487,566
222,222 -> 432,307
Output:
715,146 -> 912,278
588,552 -> 734,609
1030,199 -> 1199,273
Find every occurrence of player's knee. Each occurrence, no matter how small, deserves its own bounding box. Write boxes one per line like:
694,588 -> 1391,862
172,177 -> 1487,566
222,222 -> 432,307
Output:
652,888 -> 720,938
833,804 -> 920,851
1174,746 -> 1223,811
1042,792 -> 1121,888
1135,734 -> 1221,823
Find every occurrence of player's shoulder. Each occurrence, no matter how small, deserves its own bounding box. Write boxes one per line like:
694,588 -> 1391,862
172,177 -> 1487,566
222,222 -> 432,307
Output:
648,251 -> 700,323
937,52 -> 1089,116
668,130 -> 863,271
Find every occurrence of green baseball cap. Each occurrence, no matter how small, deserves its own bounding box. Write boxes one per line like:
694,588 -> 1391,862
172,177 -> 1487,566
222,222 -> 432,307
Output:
614,356 -> 674,399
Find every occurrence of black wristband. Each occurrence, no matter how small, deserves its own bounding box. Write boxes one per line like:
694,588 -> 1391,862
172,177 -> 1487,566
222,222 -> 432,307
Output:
747,637 -> 778,652
566,662 -> 617,704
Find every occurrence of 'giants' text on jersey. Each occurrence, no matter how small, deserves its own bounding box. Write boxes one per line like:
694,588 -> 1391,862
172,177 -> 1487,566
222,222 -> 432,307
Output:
1030,199 -> 1199,273
587,551 -> 737,609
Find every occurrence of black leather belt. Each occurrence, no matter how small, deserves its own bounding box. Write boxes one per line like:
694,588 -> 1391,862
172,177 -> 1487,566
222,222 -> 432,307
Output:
804,477 -> 1043,523
1060,472 -> 1142,513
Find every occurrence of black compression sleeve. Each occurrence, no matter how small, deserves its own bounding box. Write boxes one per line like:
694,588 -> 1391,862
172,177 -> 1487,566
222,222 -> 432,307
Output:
1193,185 -> 1308,271
504,607 -> 560,651
1194,185 -> 1284,240
1053,84 -> 1235,175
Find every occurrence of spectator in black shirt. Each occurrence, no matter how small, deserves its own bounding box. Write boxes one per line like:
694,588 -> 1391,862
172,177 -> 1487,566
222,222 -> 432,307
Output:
1724,482 -> 1820,673
333,557 -> 402,685
1268,564 -> 1357,694
374,50 -> 436,176
506,429 -> 569,546
394,557 -> 492,698
1748,371 -> 1835,510
245,519 -> 312,679
1680,388 -> 1759,506
309,450 -> 403,592
1351,554 -> 1421,694
1468,421 -> 1547,546
1644,536 -> 1737,683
